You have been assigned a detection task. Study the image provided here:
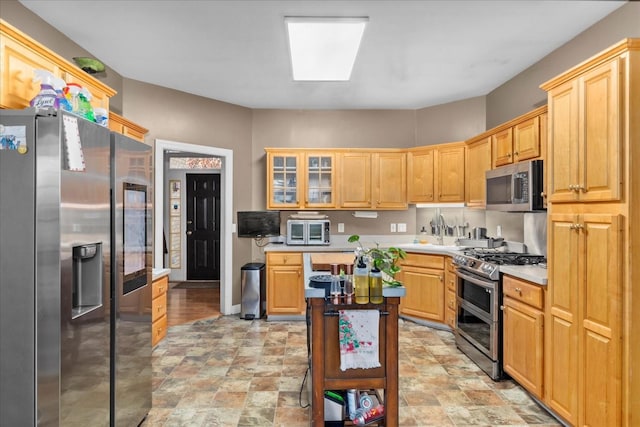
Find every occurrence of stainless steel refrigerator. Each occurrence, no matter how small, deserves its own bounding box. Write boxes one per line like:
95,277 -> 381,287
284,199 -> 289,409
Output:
110,131 -> 152,426
0,108 -> 151,426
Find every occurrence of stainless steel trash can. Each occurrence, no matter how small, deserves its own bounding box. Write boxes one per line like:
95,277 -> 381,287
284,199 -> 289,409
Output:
240,263 -> 265,320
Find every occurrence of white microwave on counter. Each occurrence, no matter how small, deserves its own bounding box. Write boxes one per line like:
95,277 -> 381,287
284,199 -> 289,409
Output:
286,219 -> 331,245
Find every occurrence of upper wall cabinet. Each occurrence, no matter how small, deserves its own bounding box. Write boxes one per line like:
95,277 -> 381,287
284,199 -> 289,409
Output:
305,152 -> 336,208
265,148 -> 406,210
492,108 -> 544,168
265,149 -> 337,210
108,112 -> 148,143
464,106 -> 547,207
464,137 -> 492,208
338,150 -> 407,210
0,19 -> 116,111
408,142 -> 465,204
543,58 -> 621,203
266,150 -> 304,209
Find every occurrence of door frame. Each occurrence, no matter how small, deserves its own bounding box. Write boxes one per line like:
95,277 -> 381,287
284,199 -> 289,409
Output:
154,139 -> 234,315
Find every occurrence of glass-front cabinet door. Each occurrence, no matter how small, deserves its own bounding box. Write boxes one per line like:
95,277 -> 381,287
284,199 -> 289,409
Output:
268,152 -> 301,209
305,153 -> 335,208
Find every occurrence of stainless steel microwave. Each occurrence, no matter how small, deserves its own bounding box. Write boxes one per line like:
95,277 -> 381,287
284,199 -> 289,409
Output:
286,219 -> 331,245
485,160 -> 545,212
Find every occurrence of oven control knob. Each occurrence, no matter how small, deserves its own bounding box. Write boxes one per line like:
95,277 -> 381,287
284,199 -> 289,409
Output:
481,264 -> 493,273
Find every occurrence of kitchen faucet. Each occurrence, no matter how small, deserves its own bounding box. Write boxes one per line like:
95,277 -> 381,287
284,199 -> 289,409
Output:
436,213 -> 446,245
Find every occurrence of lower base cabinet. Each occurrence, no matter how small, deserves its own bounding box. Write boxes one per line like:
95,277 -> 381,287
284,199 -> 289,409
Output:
399,253 -> 445,323
152,275 -> 168,346
266,252 -> 304,316
502,275 -> 544,399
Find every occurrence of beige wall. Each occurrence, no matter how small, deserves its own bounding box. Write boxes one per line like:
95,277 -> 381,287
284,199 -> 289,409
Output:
486,2 -> 640,128
416,96 -> 486,146
121,79 -> 253,305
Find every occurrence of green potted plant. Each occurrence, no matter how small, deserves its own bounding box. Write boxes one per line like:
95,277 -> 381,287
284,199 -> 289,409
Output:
348,234 -> 406,287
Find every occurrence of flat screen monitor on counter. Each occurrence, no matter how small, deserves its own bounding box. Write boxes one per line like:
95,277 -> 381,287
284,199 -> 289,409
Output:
237,210 -> 281,238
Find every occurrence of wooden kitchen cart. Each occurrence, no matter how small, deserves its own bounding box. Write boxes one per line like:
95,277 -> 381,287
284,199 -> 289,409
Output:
308,297 -> 400,426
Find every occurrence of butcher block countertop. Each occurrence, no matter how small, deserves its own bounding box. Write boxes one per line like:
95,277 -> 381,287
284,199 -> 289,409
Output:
310,253 -> 355,271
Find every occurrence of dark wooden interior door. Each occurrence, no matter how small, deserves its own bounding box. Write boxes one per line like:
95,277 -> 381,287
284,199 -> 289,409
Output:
186,173 -> 220,280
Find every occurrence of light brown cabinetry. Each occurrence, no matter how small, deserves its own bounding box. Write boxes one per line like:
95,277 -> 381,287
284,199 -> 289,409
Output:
546,59 -> 621,203
464,106 -> 547,207
338,150 -> 407,209
266,150 -> 303,209
151,275 -> 168,346
305,152 -> 336,208
502,275 -> 544,400
398,253 -> 445,323
0,19 -> 116,111
540,38 -> 639,426
372,151 -> 407,209
338,151 -> 372,208
464,137 -> 492,207
266,252 -> 304,316
108,112 -> 148,143
444,256 -> 456,329
492,115 -> 541,168
546,213 -> 621,426
265,148 -> 403,210
407,142 -> 465,203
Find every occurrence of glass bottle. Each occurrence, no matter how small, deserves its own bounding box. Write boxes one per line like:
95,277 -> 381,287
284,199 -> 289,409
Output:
343,263 -> 354,304
369,266 -> 383,304
354,257 -> 369,304
330,263 -> 341,304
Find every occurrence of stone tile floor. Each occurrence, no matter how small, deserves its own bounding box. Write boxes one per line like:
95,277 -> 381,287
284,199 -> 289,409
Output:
143,315 -> 562,426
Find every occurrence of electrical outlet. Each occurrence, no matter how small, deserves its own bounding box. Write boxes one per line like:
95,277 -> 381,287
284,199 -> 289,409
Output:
338,223 -> 345,233
390,223 -> 397,233
397,223 -> 407,232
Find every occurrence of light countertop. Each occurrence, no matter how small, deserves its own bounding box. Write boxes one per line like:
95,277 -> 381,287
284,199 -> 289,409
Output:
302,253 -> 406,299
264,238 -> 547,286
152,268 -> 171,281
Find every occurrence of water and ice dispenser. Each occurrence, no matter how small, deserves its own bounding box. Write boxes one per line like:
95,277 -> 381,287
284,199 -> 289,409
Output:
72,242 -> 103,318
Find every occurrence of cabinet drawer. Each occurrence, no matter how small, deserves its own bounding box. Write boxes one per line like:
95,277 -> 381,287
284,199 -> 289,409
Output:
401,253 -> 444,269
266,252 -> 302,266
502,275 -> 543,309
152,314 -> 167,346
152,276 -> 168,299
446,256 -> 456,273
446,288 -> 456,311
152,294 -> 167,322
445,308 -> 456,330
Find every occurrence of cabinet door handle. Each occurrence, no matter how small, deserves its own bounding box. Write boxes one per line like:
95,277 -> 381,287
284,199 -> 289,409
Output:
514,151 -> 519,156
507,152 -> 512,157
514,287 -> 522,295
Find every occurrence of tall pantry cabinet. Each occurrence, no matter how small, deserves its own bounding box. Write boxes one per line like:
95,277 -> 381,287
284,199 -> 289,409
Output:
540,39 -> 639,427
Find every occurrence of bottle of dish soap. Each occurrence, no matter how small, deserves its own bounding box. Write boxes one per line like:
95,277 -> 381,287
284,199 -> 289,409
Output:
29,69 -> 57,109
354,257 -> 369,304
369,267 -> 383,304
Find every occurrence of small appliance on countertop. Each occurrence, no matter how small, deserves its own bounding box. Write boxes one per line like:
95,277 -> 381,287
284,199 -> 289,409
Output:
286,212 -> 330,245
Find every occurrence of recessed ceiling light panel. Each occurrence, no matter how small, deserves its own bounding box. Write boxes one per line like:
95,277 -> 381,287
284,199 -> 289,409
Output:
285,16 -> 368,81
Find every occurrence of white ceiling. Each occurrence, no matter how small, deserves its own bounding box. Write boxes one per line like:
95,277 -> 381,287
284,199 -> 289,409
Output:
19,0 -> 625,110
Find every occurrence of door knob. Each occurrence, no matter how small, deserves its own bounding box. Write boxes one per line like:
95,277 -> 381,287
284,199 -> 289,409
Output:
186,231 -> 193,236
187,220 -> 193,225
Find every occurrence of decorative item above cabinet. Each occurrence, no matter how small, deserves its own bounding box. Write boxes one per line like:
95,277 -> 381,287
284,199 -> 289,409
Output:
0,19 -> 116,111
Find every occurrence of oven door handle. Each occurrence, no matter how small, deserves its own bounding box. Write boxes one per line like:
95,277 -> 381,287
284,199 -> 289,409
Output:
456,270 -> 496,291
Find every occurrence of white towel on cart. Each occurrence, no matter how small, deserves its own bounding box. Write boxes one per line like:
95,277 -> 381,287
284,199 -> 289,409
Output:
338,309 -> 381,371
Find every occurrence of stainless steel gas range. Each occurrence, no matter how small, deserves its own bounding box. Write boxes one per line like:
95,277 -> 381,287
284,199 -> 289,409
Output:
452,248 -> 545,380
